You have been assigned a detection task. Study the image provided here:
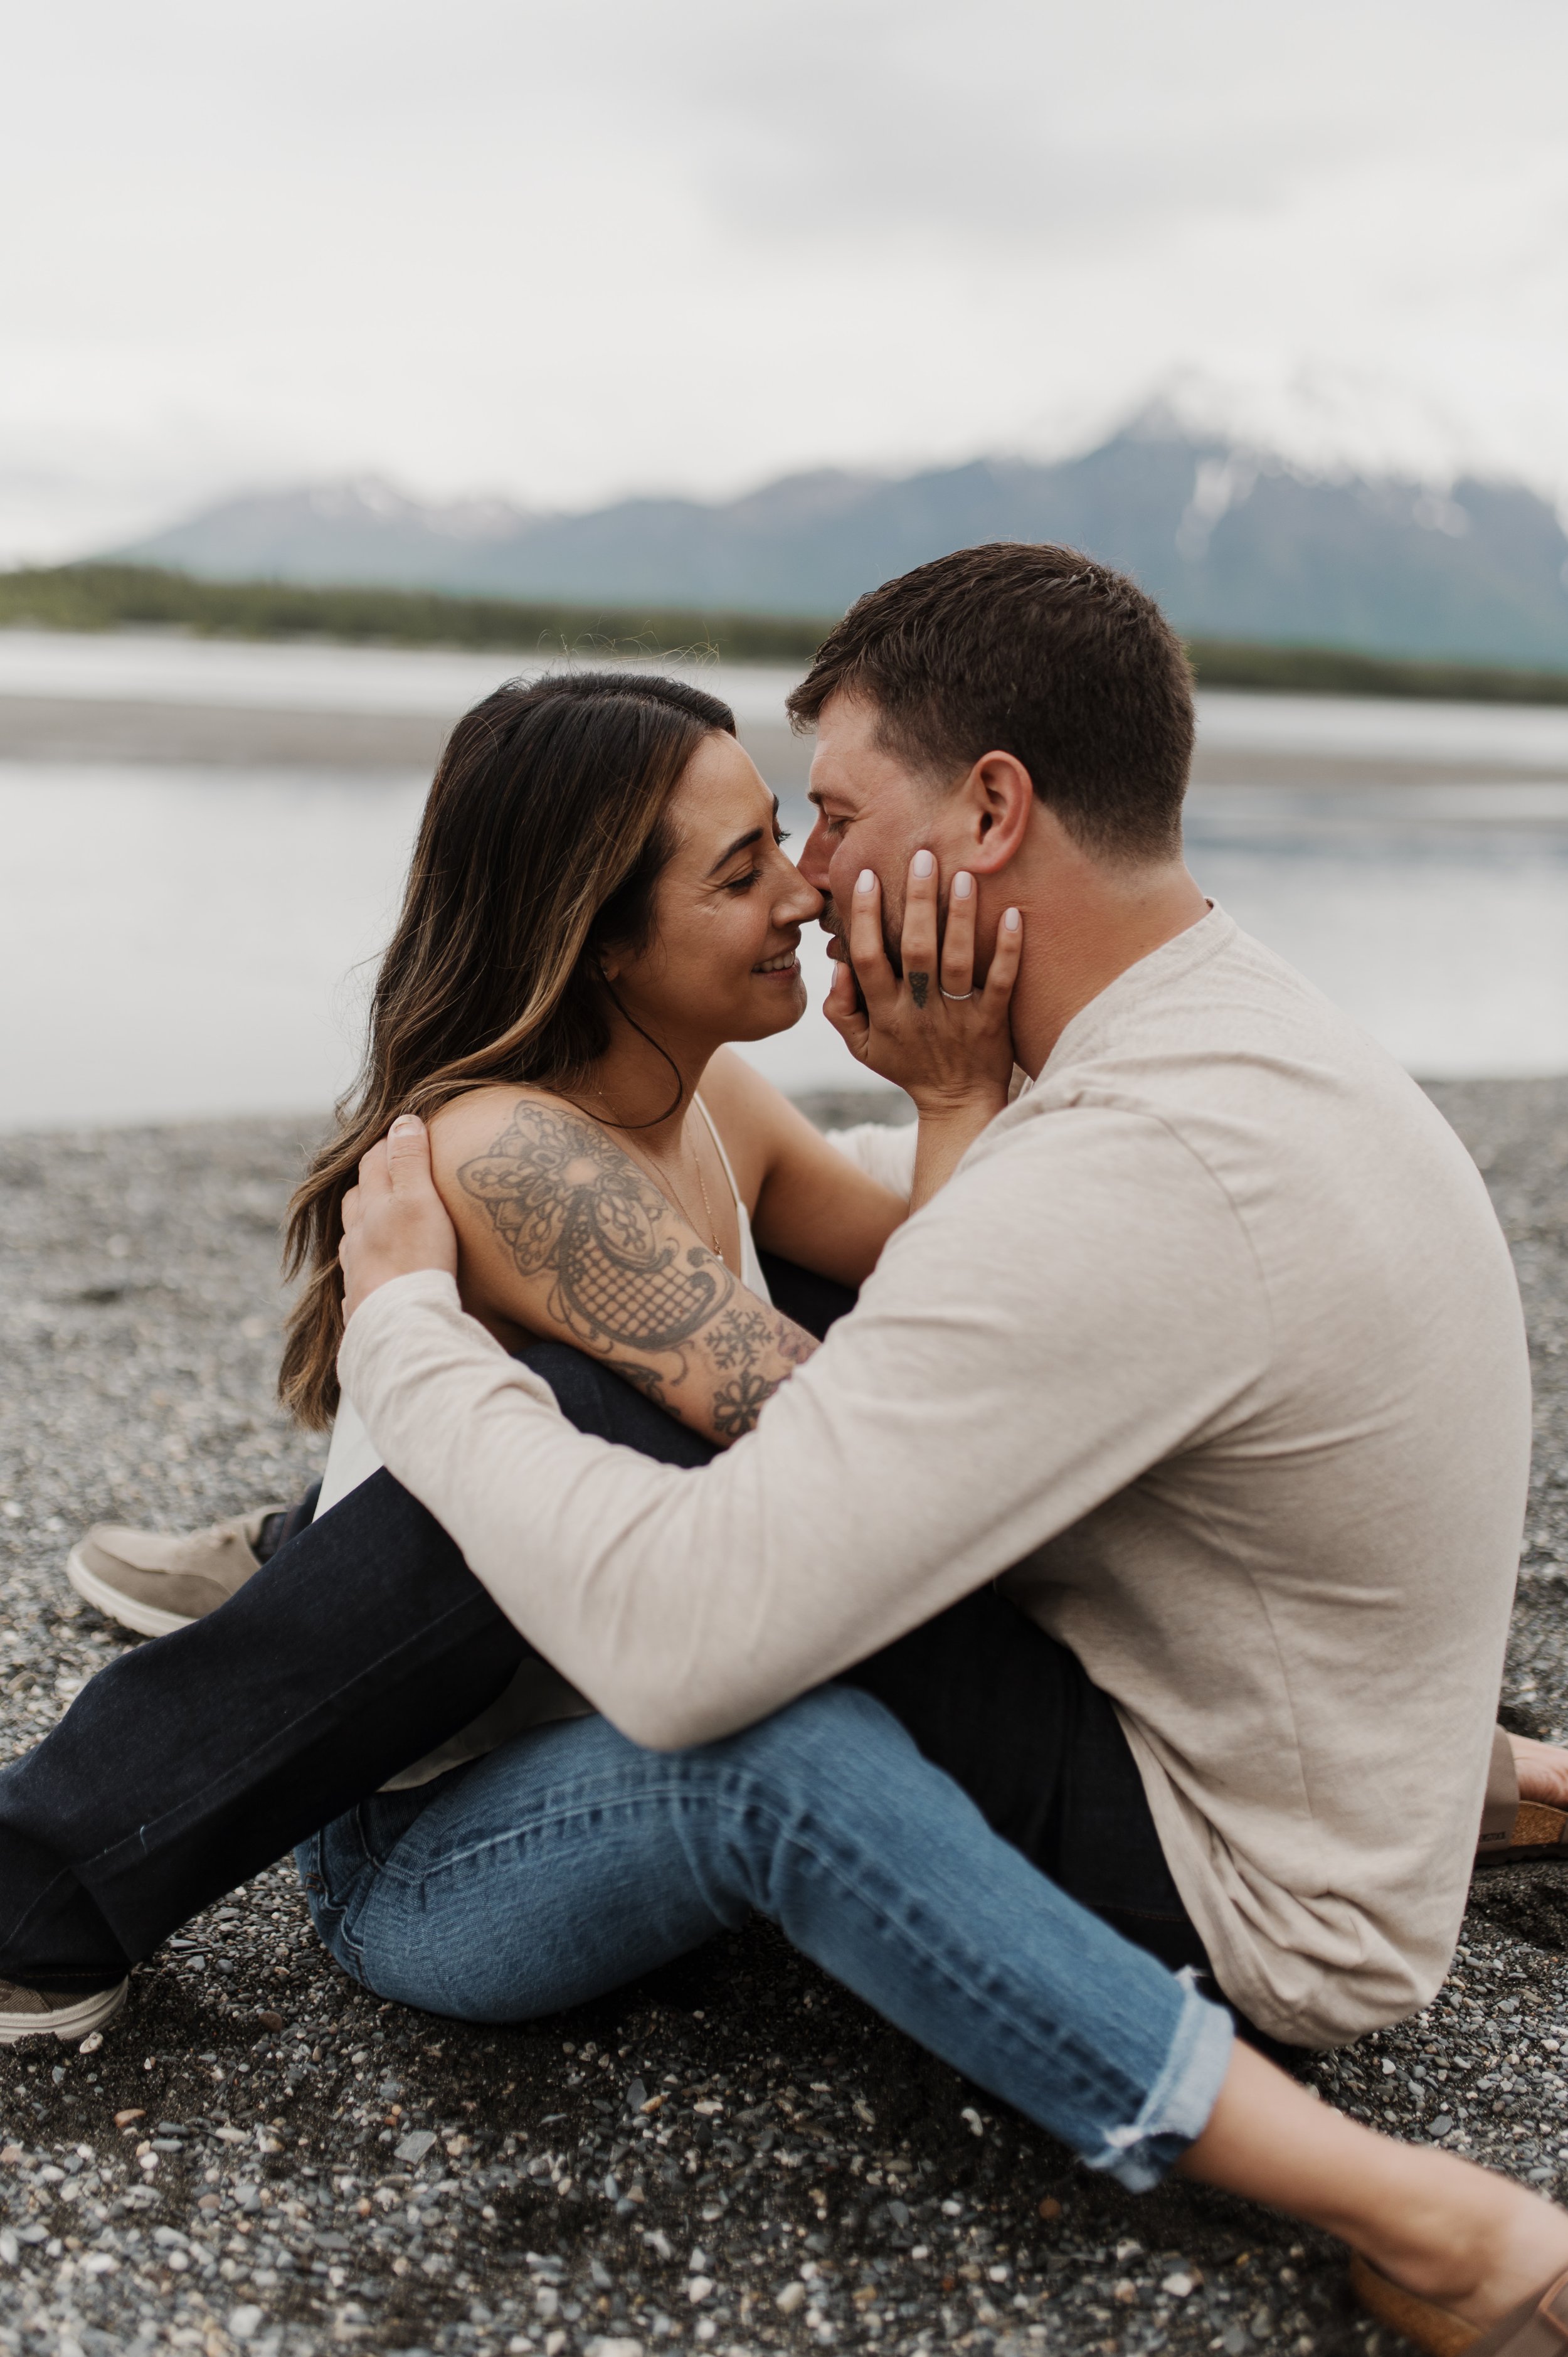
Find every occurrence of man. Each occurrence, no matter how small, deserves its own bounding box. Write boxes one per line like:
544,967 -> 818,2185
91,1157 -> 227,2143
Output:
320,543 -> 1536,2057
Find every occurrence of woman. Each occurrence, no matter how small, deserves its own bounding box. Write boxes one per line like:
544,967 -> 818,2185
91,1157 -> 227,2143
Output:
57,669 -> 1568,2351
284,666 -> 953,1498
64,668 -> 929,1629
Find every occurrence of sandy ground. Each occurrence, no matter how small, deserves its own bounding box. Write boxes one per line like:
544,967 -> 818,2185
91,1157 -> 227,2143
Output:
1,1082 -> 1567,2357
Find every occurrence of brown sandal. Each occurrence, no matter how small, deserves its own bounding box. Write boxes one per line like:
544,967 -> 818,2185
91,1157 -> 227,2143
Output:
1352,2254 -> 1568,2356
1476,1728 -> 1568,1869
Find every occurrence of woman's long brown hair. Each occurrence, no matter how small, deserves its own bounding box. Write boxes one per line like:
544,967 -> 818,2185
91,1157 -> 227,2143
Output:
280,669 -> 735,1427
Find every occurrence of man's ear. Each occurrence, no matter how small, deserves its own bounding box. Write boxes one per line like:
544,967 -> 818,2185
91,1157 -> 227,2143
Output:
954,750 -> 1034,876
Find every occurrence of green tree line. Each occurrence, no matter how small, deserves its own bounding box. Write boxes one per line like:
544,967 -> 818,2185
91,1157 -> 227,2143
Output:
4,563 -> 1567,706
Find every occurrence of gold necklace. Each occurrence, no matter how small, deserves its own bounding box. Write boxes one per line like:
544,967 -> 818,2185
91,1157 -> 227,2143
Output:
581,1087 -> 728,1268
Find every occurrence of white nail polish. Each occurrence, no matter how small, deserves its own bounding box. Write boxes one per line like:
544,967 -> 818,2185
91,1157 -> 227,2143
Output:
1004,907 -> 1021,931
857,869 -> 876,894
952,871 -> 973,900
911,849 -> 935,878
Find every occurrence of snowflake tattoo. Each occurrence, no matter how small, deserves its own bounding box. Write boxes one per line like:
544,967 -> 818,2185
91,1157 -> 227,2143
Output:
707,1305 -> 774,1371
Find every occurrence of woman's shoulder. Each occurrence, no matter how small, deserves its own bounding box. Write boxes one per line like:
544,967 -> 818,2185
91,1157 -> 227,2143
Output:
696,1045 -> 795,1134
695,1048 -> 803,1195
425,1083 -> 594,1180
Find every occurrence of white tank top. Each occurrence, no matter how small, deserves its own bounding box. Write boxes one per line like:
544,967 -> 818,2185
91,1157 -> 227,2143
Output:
691,1093 -> 770,1301
315,1095 -> 769,1519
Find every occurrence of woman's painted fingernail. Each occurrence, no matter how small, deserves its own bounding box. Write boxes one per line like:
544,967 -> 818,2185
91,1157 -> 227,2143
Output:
1004,907 -> 1021,931
952,871 -> 973,900
857,868 -> 876,894
911,849 -> 935,879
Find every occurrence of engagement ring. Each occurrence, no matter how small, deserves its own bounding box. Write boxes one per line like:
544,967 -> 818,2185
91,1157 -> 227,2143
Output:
940,987 -> 975,1001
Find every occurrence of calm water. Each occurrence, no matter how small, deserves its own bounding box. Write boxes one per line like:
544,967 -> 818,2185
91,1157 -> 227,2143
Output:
3,636 -> 1568,1131
6,766 -> 1568,1132
0,630 -> 803,730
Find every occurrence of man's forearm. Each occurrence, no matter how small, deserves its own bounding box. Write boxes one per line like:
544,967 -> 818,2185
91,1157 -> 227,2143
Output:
908,1088 -> 1009,1212
339,1122 -> 1258,1753
340,1271 -> 980,1748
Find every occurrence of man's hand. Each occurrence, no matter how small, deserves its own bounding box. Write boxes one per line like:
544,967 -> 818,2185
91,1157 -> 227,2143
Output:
339,1114 -> 459,1321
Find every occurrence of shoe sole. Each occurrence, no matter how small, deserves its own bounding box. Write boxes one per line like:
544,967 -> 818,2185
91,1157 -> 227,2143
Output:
65,1545 -> 195,1639
0,1979 -> 128,2046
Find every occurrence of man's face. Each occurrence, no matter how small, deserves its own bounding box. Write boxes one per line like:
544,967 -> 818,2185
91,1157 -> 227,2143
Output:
798,693 -> 964,977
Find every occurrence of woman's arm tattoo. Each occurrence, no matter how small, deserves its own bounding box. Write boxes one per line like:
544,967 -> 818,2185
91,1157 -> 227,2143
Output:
457,1101 -> 818,1437
711,1370 -> 785,1439
458,1101 -> 737,1358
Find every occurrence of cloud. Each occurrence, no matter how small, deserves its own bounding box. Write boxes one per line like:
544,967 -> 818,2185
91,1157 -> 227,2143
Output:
3,0 -> 1567,556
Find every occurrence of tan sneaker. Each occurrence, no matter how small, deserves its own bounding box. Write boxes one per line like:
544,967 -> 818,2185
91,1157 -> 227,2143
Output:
66,1508 -> 285,1637
0,1977 -> 128,2045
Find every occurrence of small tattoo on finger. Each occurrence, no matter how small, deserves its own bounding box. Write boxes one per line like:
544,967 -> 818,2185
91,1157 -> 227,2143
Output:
909,971 -> 930,1009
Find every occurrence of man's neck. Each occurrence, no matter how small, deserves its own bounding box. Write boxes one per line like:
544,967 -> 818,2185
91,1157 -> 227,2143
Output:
1009,859 -> 1210,1079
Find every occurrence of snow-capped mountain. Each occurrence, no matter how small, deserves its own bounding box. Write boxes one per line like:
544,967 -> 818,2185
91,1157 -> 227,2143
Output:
115,406 -> 1568,668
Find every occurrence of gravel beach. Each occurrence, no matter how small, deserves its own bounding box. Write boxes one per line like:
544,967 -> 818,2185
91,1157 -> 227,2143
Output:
3,1080 -> 1567,2357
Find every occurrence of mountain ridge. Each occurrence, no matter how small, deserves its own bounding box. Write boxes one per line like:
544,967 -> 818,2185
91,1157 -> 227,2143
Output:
114,423 -> 1568,668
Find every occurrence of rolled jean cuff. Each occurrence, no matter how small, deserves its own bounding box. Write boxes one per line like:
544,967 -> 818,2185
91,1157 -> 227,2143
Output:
1081,1969 -> 1236,2193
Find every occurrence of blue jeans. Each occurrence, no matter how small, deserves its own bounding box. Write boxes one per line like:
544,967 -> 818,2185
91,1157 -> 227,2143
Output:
0,1266 -> 1209,2005
296,1688 -> 1233,2194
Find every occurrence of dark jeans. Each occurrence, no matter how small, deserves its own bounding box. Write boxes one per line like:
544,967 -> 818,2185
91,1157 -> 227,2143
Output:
0,1260 -> 1208,2015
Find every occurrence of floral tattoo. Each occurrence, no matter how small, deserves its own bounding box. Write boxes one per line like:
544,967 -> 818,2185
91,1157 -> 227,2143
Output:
458,1099 -> 820,1440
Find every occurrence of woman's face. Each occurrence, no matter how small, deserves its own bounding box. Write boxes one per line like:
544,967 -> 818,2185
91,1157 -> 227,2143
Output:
603,730 -> 821,1047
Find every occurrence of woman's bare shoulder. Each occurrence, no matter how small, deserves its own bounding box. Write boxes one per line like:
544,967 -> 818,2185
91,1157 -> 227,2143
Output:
694,1048 -> 807,1200
426,1085 -> 596,1191
698,1044 -> 781,1116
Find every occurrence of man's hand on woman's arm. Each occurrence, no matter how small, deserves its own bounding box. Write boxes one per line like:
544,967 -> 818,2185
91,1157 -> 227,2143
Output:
341,1116 -> 460,1310
342,1099 -> 819,1449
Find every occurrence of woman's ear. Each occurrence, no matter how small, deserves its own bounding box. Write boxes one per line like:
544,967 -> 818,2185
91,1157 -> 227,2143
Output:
961,751 -> 1034,876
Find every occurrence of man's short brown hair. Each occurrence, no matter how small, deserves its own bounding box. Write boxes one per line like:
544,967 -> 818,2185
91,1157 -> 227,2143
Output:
787,542 -> 1194,861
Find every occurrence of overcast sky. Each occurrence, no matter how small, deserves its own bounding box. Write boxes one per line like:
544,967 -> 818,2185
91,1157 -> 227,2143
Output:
5,0 -> 1567,558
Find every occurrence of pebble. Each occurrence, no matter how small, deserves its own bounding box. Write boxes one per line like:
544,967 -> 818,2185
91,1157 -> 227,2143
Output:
1,1088 -> 1567,2355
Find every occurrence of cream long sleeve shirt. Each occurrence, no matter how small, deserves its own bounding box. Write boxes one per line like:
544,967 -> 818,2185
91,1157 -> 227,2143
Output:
339,907 -> 1530,2048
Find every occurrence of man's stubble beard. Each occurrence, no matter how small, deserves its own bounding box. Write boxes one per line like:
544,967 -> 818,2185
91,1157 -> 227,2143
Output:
818,896 -> 904,1003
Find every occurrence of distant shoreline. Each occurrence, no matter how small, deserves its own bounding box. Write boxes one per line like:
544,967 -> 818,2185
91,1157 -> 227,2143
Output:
4,693 -> 1565,792
4,564 -> 1568,710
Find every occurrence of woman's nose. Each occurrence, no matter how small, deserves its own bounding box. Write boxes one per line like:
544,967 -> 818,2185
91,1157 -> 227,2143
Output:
778,872 -> 824,925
